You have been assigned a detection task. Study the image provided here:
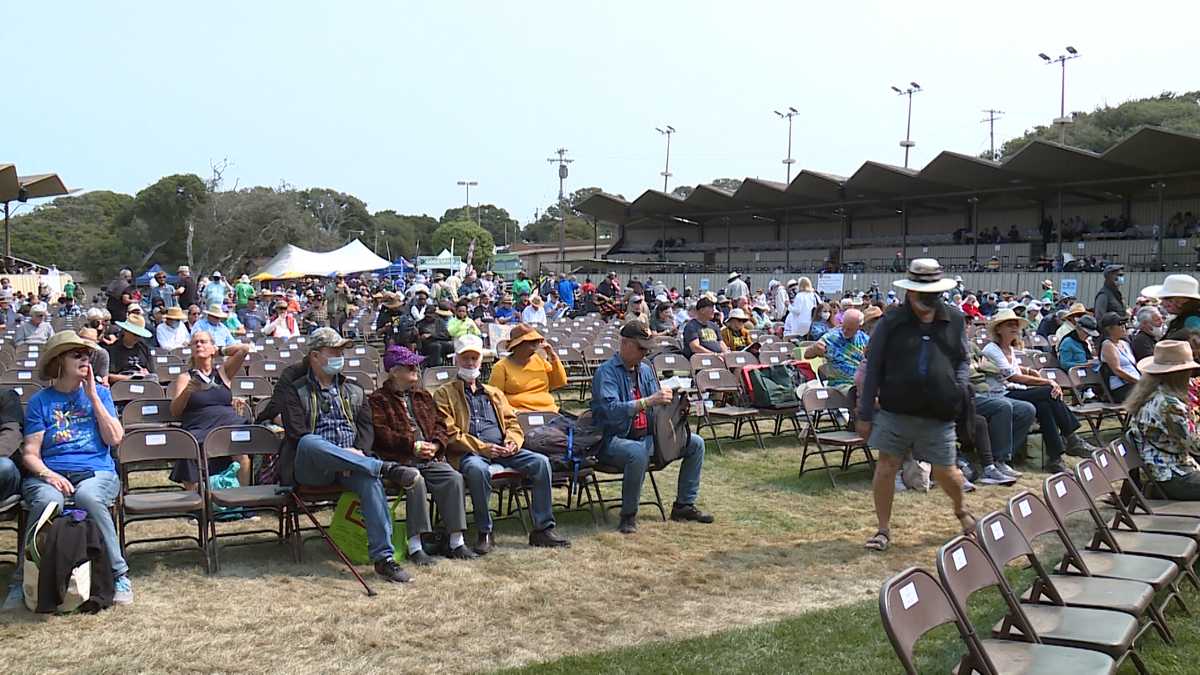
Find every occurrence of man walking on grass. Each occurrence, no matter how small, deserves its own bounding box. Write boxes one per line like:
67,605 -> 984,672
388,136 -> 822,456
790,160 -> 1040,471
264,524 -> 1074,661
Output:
856,259 -> 972,552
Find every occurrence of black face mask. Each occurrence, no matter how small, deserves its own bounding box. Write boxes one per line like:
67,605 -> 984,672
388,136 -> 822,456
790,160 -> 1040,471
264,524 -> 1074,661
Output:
913,292 -> 943,310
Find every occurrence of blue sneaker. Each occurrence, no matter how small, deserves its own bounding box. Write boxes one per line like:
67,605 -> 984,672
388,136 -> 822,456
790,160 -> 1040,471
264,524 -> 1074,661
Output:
114,575 -> 133,605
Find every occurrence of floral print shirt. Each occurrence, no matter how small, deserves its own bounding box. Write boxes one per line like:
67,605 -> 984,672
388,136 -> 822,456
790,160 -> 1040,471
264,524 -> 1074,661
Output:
1130,388 -> 1200,483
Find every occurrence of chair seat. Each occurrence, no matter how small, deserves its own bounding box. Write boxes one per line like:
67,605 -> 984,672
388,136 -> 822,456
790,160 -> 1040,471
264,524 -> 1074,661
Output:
708,406 -> 759,418
0,493 -> 20,514
815,430 -> 865,445
1019,575 -> 1154,615
124,491 -> 204,515
1144,499 -> 1200,518
1106,530 -> 1198,562
979,639 -> 1117,675
293,484 -> 344,501
992,605 -> 1138,658
1071,403 -> 1109,415
1073,551 -> 1179,590
211,484 -> 288,508
1125,514 -> 1200,539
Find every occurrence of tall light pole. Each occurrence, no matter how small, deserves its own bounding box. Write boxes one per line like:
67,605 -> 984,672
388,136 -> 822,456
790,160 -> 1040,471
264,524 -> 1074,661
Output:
1038,47 -> 1080,144
655,126 -> 675,192
546,148 -> 574,265
890,83 -> 922,168
774,107 -> 799,182
456,180 -> 478,224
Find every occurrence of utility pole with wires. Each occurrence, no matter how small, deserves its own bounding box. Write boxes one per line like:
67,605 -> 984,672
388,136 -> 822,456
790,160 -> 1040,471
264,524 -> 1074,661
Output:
980,109 -> 1004,160
546,148 -> 574,265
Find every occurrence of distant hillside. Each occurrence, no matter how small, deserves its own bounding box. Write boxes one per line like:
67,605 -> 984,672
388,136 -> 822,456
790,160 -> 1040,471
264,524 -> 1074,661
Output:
993,90 -> 1200,160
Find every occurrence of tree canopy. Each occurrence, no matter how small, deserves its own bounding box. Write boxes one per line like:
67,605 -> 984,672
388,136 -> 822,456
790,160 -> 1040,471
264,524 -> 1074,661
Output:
441,204 -> 518,247
429,220 -> 495,270
994,90 -> 1200,160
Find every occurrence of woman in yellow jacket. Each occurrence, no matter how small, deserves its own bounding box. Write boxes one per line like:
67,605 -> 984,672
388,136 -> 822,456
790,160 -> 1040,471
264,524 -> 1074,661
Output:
488,323 -> 568,412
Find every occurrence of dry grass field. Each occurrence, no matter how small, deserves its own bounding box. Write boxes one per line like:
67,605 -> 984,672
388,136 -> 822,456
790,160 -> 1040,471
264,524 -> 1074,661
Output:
0,423 -> 1079,675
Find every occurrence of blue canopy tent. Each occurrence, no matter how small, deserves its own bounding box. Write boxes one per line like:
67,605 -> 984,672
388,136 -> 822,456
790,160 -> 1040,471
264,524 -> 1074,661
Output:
380,257 -> 413,278
135,263 -> 179,286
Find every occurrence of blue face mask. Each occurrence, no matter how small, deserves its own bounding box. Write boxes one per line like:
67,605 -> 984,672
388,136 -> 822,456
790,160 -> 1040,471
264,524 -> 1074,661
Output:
322,356 -> 345,375
1116,276 -> 1125,285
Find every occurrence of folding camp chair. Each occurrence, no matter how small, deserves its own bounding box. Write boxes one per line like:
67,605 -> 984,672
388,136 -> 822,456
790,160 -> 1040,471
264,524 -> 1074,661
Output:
879,567 -> 1115,675
116,428 -> 210,571
798,386 -> 872,487
937,535 -> 1143,673
976,511 -> 1167,646
203,424 -> 288,572
555,347 -> 592,402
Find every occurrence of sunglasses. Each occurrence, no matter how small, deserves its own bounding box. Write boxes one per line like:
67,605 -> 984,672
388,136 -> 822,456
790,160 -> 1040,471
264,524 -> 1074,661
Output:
65,349 -> 91,360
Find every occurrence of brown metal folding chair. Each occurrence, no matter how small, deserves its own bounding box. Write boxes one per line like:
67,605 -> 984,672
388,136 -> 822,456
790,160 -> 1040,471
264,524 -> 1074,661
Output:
203,424 -> 288,572
116,428 -> 210,571
798,386 -> 872,487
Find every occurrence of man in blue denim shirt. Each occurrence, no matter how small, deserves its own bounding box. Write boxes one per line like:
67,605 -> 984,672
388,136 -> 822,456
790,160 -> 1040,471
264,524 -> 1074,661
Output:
591,321 -> 712,534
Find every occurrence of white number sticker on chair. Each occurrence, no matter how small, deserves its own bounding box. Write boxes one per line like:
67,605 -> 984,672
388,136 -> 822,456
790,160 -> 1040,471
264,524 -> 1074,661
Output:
240,381 -> 254,390
989,521 -> 1005,541
231,430 -> 251,442
815,389 -> 829,399
528,415 -> 544,426
952,547 -> 967,570
130,385 -> 144,394
146,433 -> 166,446
144,405 -> 159,415
437,371 -> 449,380
17,372 -> 30,380
708,371 -> 720,380
899,582 -> 919,609
1055,480 -> 1067,497
1082,466 -> 1093,481
1018,499 -> 1032,518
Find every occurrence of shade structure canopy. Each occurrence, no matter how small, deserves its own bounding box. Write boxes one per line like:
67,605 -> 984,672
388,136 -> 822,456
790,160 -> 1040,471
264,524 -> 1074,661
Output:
135,263 -> 179,286
1,164 -> 72,259
574,126 -> 1200,226
251,239 -> 390,281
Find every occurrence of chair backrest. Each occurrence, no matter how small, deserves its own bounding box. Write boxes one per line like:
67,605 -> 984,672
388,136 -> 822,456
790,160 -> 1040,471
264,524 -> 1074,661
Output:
690,353 -> 722,372
1,370 -> 40,385
230,376 -> 274,399
248,359 -> 286,379
121,399 -> 180,427
878,568 -> 973,675
801,386 -> 852,413
1042,472 -> 1095,522
1111,435 -> 1139,471
976,511 -> 1038,571
1092,447 -> 1130,483
348,344 -> 380,362
344,354 -> 375,372
760,352 -> 788,366
422,366 -> 457,390
109,380 -> 168,403
202,424 -> 281,462
155,362 -> 188,382
1066,365 -> 1107,401
1072,457 -> 1115,503
723,352 -> 758,370
935,535 -> 1006,615
1006,491 -> 1063,543
695,367 -> 740,394
13,356 -> 39,370
117,428 -> 201,465
343,370 -> 376,393
9,383 -> 42,404
1038,367 -> 1068,387
652,353 -> 692,376
516,411 -> 562,435
585,344 -> 614,363
151,353 -> 185,367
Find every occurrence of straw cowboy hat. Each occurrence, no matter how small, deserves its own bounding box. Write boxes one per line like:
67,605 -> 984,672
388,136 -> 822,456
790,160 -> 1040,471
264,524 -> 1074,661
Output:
1141,274 -> 1200,302
1138,339 -> 1200,375
507,323 -> 546,349
382,292 -> 404,309
892,258 -> 957,293
530,295 -> 544,307
163,306 -> 186,321
862,305 -> 883,323
203,304 -> 228,320
1042,279 -> 1053,289
726,308 -> 750,321
1063,302 -> 1088,320
37,330 -> 97,381
986,308 -> 1028,340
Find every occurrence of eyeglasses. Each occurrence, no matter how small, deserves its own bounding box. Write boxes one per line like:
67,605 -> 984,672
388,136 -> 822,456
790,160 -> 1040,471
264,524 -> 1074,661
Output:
65,349 -> 91,360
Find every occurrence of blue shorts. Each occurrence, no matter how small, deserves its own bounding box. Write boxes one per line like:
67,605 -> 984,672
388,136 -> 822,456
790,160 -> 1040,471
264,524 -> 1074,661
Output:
869,409 -> 956,467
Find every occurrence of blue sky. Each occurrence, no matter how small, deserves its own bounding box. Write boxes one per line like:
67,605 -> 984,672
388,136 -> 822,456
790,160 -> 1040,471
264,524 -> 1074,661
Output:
6,1 -> 1197,226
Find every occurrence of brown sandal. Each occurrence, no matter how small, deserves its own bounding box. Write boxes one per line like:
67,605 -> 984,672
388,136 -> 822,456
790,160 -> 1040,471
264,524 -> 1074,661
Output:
864,530 -> 890,551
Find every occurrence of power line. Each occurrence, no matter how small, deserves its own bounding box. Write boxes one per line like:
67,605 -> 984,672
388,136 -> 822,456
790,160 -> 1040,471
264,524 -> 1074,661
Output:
980,109 -> 1004,160
546,148 -> 574,264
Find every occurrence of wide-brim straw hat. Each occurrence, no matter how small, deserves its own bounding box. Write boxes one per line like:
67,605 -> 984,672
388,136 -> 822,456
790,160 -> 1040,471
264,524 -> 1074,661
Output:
507,323 -> 545,349
204,304 -> 228,319
986,308 -> 1028,338
726,308 -> 750,321
1063,302 -> 1088,320
727,271 -> 741,282
862,305 -> 883,323
1138,339 -> 1200,375
382,292 -> 404,309
1141,274 -> 1200,302
116,320 -> 152,339
37,330 -> 97,380
163,306 -> 187,321
892,258 -> 957,293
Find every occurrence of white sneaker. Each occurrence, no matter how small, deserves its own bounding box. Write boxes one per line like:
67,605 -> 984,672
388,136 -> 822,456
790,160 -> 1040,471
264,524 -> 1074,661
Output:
113,575 -> 133,605
961,478 -> 976,493
996,462 -> 1023,479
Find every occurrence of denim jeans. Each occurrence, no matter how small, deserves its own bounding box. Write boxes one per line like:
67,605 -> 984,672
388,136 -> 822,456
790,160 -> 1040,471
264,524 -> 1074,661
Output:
974,395 -> 1037,463
460,449 -> 555,533
597,433 -> 706,517
294,434 -> 393,562
22,470 -> 127,578
0,456 -> 19,500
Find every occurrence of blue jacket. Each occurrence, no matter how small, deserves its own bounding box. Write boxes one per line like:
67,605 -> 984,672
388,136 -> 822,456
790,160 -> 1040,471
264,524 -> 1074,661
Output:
557,279 -> 579,308
1057,333 -> 1091,371
591,354 -> 660,449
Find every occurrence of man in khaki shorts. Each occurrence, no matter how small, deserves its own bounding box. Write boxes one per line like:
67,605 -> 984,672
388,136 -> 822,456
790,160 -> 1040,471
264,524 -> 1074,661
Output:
856,258 -> 972,551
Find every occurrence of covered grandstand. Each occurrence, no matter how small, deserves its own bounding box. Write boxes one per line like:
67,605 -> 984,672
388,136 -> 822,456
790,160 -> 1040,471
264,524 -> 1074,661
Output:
574,126 -> 1200,280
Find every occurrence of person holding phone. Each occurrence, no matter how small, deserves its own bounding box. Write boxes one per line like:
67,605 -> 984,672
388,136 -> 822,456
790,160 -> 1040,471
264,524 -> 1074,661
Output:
488,323 -> 568,413
19,331 -> 131,605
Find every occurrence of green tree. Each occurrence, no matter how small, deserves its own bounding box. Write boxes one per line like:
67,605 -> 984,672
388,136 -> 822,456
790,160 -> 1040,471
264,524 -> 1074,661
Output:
441,204 -> 519,247
10,190 -> 131,279
373,210 -> 438,260
124,173 -> 208,268
298,187 -> 376,238
429,220 -> 495,270
993,90 -> 1200,160
522,186 -> 616,244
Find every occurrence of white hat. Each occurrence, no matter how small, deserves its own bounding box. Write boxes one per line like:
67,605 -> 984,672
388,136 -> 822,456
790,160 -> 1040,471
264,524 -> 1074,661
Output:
1142,274 -> 1200,302
892,258 -> 958,293
408,283 -> 430,296
726,308 -> 750,321
1027,300 -> 1042,311
454,334 -> 484,356
727,271 -> 740,282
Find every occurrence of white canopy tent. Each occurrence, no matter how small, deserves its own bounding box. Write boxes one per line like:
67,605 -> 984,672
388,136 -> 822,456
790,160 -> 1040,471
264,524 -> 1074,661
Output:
252,239 -> 391,281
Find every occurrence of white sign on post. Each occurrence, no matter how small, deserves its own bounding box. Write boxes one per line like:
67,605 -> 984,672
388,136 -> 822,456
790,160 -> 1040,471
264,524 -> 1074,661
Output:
816,274 -> 844,295
1060,278 -> 1078,297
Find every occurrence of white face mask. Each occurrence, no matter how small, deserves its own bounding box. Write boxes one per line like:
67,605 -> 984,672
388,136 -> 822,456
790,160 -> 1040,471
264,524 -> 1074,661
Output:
819,312 -> 830,320
457,366 -> 481,381
1152,324 -> 1167,339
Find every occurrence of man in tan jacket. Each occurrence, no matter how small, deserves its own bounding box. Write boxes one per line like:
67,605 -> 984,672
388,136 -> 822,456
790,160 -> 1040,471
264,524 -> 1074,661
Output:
433,334 -> 570,555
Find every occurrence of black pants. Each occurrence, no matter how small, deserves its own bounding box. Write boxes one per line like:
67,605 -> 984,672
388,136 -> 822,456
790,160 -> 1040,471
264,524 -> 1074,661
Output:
421,339 -> 454,367
955,414 -> 995,467
1110,383 -> 1131,403
1159,472 -> 1200,501
1006,386 -> 1079,461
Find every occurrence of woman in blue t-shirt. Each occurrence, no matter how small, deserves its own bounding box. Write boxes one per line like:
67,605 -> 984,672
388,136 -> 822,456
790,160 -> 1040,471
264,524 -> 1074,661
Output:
20,331 -> 131,605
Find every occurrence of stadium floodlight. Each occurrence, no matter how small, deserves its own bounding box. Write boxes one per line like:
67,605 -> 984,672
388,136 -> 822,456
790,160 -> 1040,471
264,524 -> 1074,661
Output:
775,108 -> 801,182
656,126 -> 676,192
892,83 -> 923,168
1038,47 -> 1082,143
